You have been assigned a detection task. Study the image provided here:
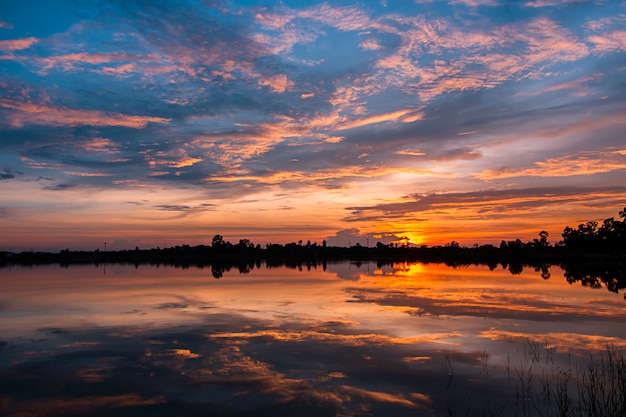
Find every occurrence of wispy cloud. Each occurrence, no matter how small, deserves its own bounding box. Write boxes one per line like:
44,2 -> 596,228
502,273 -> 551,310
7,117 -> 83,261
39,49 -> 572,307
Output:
477,150 -> 626,180
0,98 -> 170,128
345,186 -> 626,222
0,37 -> 38,51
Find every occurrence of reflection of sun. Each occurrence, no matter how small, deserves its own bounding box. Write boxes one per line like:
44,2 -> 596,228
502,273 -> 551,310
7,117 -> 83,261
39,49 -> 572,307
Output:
395,263 -> 425,275
368,263 -> 428,288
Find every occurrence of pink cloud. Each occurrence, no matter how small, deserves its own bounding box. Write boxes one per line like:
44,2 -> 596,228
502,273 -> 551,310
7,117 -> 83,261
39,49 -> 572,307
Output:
589,30 -> 626,53
450,0 -> 498,6
297,3 -> 371,32
476,150 -> 626,180
0,37 -> 38,51
516,75 -> 598,97
259,73 -> 294,93
0,98 -> 170,128
37,52 -> 150,73
524,0 -> 593,7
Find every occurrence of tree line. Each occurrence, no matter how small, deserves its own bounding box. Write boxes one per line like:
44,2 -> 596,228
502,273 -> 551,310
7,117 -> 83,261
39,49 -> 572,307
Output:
2,207 -> 625,268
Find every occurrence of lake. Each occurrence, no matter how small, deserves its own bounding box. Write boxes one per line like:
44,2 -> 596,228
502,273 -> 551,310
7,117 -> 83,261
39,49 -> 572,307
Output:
1,262 -> 625,416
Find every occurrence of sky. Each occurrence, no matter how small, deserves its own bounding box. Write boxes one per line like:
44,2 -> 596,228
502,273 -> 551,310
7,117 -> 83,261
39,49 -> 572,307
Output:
1,0 -> 626,251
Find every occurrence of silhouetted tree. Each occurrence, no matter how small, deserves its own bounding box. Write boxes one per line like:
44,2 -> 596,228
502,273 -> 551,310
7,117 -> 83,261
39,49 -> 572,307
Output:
212,235 -> 225,247
532,231 -> 549,248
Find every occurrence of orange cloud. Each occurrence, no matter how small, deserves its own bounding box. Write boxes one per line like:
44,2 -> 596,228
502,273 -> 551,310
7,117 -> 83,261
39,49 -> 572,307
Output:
79,138 -> 121,153
480,329 -> 626,353
338,385 -> 431,409
206,165 -> 444,187
207,329 -> 463,347
337,109 -> 423,131
0,98 -> 170,128
395,150 -> 426,157
145,148 -> 203,169
259,73 -> 294,93
476,151 -> 626,180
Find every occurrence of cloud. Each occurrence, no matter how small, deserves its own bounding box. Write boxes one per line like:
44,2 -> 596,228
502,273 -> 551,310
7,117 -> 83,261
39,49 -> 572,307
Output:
481,329 -> 626,352
337,108 -> 424,131
44,183 -> 76,191
0,37 -> 38,51
345,286 -> 624,322
516,75 -> 598,97
258,73 -> 294,93
450,0 -> 499,6
154,205 -> 193,212
524,0 -> 597,7
476,150 -> 626,180
64,171 -> 113,177
0,168 -> 21,180
345,186 -> 626,221
325,228 -> 408,247
589,30 -> 626,53
36,52 -> 149,73
144,148 -> 203,169
0,98 -> 170,128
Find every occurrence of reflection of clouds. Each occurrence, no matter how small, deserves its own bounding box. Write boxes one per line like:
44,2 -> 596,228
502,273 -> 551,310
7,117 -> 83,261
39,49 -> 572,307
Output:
338,385 -> 431,409
344,285 -> 626,322
154,302 -> 189,309
481,329 -> 626,353
2,263 -> 626,415
207,329 -> 463,347
3,306 -> 623,416
0,394 -> 165,417
0,313 -> 501,416
150,293 -> 214,311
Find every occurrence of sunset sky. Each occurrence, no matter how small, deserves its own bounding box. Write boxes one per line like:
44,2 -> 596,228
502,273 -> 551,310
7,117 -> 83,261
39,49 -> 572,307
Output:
1,0 -> 626,251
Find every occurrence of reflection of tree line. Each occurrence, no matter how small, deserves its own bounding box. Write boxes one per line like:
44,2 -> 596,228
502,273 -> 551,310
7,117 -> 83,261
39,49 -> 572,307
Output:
1,208 -> 625,295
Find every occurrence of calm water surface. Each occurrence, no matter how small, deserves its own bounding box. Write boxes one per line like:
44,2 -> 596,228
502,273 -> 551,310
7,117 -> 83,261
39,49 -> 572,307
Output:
1,262 -> 625,416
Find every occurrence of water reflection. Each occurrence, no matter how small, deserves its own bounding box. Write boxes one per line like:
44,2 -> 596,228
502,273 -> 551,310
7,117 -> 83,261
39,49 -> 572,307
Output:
0,262 -> 625,416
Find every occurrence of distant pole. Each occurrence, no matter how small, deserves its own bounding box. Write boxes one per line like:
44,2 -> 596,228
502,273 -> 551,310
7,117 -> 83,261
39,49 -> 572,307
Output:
104,241 -> 107,252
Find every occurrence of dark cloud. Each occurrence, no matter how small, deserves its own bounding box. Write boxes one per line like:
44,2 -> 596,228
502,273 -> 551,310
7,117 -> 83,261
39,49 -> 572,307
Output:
155,205 -> 192,212
345,186 -> 626,221
44,183 -> 76,191
0,168 -> 22,180
154,302 -> 189,309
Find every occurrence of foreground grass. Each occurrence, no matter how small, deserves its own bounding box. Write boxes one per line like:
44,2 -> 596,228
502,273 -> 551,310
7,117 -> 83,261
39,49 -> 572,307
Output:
444,342 -> 626,417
